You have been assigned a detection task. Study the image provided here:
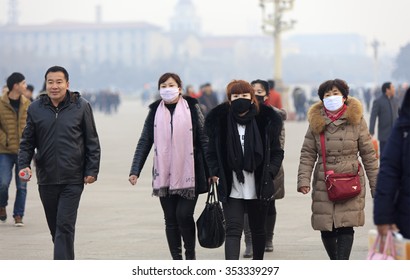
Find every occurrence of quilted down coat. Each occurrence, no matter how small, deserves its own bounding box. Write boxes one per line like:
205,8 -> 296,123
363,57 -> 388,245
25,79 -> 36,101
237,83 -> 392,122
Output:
297,97 -> 379,231
0,92 -> 30,154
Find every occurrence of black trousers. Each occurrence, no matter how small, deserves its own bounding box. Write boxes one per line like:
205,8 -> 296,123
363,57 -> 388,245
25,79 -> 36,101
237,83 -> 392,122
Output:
223,198 -> 268,260
38,184 -> 84,260
159,195 -> 198,259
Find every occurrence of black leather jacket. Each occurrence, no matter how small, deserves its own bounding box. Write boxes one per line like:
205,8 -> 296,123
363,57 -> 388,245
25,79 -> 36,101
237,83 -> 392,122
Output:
129,96 -> 209,195
18,91 -> 101,185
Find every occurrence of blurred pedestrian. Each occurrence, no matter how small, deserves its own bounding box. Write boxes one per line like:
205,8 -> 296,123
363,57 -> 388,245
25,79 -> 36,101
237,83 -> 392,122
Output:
198,82 -> 219,116
18,66 -> 101,259
297,79 -> 378,260
292,87 -> 307,121
0,72 -> 30,226
24,84 -> 35,102
369,82 -> 400,157
374,87 -> 410,239
129,72 -> 209,260
266,79 -> 283,109
205,79 -> 284,260
184,84 -> 200,99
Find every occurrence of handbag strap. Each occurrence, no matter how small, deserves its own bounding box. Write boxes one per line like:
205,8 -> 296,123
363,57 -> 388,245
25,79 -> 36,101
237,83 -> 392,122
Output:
372,230 -> 396,257
320,132 -> 328,174
206,182 -> 219,204
320,132 -> 361,175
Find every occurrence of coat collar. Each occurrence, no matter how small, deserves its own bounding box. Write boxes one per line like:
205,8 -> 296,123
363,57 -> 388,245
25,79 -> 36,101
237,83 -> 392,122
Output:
307,97 -> 363,134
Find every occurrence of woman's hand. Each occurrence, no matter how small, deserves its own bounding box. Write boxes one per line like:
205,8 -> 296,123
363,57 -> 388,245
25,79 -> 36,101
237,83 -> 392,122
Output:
298,186 -> 310,194
209,176 -> 219,185
129,175 -> 138,185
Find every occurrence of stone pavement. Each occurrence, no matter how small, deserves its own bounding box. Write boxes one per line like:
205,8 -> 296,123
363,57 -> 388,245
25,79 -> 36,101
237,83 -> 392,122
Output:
0,97 -> 376,260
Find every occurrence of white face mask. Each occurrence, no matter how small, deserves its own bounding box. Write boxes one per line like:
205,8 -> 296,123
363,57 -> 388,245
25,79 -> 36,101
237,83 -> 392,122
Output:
323,95 -> 344,111
159,87 -> 179,102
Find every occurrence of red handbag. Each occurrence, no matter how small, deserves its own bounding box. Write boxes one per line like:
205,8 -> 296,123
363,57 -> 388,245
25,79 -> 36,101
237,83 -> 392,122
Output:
320,133 -> 361,201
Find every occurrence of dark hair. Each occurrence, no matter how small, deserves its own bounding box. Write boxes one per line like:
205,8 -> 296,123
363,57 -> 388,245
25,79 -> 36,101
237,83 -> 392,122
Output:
6,72 -> 25,91
45,66 -> 69,82
27,84 -> 34,92
381,82 -> 392,94
317,79 -> 349,101
157,72 -> 182,90
226,80 -> 259,112
251,79 -> 270,96
267,79 -> 275,90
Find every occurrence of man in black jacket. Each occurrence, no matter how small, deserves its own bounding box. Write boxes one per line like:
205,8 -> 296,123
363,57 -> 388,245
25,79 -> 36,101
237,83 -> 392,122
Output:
18,66 -> 101,260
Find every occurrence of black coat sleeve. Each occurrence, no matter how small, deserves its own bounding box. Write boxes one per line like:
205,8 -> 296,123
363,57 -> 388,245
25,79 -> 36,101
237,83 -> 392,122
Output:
82,102 -> 101,178
129,109 -> 155,177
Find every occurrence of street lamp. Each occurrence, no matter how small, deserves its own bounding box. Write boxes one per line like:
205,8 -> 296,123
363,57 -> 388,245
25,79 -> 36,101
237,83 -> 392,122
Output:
259,0 -> 295,88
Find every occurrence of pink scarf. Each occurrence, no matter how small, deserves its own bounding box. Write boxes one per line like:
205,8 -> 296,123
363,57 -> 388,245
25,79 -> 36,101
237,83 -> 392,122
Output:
153,97 -> 195,199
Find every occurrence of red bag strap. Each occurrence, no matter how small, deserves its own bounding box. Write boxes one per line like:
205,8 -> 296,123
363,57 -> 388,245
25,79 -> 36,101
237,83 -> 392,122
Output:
320,132 -> 327,174
320,132 -> 361,175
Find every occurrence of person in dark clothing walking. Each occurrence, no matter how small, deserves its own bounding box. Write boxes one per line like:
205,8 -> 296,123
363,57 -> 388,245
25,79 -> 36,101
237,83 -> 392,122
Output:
18,66 -> 101,260
129,72 -> 209,260
374,87 -> 410,239
205,79 -> 284,260
369,82 -> 400,156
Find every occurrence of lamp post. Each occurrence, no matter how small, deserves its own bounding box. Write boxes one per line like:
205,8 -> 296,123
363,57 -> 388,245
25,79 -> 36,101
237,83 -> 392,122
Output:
370,39 -> 380,88
259,0 -> 295,89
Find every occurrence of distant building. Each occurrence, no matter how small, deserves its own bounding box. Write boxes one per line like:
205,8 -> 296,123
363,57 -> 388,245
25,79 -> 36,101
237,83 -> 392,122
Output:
0,21 -> 170,67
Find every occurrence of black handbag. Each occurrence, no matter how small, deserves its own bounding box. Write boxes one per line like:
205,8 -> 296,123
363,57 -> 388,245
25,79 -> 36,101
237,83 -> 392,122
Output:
196,182 -> 226,248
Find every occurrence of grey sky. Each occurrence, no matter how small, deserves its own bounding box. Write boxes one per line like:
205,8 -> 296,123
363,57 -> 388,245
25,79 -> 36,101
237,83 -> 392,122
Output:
0,0 -> 409,55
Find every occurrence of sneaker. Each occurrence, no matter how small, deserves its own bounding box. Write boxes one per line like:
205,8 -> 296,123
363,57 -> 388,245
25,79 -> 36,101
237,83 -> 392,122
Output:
0,207 -> 6,222
14,216 -> 24,227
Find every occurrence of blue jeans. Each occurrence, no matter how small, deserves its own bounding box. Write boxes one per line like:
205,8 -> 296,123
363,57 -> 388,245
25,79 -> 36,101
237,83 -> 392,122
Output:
0,153 -> 27,217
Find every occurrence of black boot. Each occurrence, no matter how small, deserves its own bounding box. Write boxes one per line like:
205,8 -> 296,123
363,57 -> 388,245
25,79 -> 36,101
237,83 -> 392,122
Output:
321,236 -> 338,260
165,228 -> 183,260
265,213 -> 276,252
243,213 -> 253,258
337,234 -> 354,260
180,226 -> 196,260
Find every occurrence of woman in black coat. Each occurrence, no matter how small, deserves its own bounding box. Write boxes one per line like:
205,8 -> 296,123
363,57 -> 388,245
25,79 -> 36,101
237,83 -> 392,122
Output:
129,73 -> 209,260
205,79 -> 283,260
374,87 -> 410,239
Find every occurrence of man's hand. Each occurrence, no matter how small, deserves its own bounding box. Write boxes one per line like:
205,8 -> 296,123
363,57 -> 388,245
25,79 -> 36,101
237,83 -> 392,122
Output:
18,167 -> 32,182
84,176 -> 96,184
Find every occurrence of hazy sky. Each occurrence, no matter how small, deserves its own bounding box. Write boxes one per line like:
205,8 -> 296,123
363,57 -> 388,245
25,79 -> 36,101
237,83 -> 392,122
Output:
0,0 -> 409,55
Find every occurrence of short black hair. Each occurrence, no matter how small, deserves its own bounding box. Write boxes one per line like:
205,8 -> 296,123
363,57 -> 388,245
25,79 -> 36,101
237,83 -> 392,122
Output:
6,72 -> 25,91
27,84 -> 34,92
45,66 -> 69,82
267,79 -> 275,90
381,82 -> 392,94
317,79 -> 349,101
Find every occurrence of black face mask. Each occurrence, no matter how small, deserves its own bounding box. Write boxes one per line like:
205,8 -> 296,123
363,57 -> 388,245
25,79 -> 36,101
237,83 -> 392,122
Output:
231,98 -> 252,114
256,95 -> 265,104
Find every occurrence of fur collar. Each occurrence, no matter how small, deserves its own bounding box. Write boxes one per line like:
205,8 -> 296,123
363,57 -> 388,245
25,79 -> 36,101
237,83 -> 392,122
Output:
205,102 -> 283,137
307,97 -> 363,134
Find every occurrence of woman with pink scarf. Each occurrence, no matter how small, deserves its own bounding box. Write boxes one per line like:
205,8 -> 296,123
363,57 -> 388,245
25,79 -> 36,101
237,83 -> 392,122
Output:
129,73 -> 209,260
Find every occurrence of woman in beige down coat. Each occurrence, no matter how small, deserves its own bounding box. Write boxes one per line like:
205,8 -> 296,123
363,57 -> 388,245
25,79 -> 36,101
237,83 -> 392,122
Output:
297,79 -> 378,260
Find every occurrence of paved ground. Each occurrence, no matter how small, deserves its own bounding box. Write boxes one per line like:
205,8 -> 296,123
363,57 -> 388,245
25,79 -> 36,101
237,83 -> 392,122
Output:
0,97 -> 377,260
